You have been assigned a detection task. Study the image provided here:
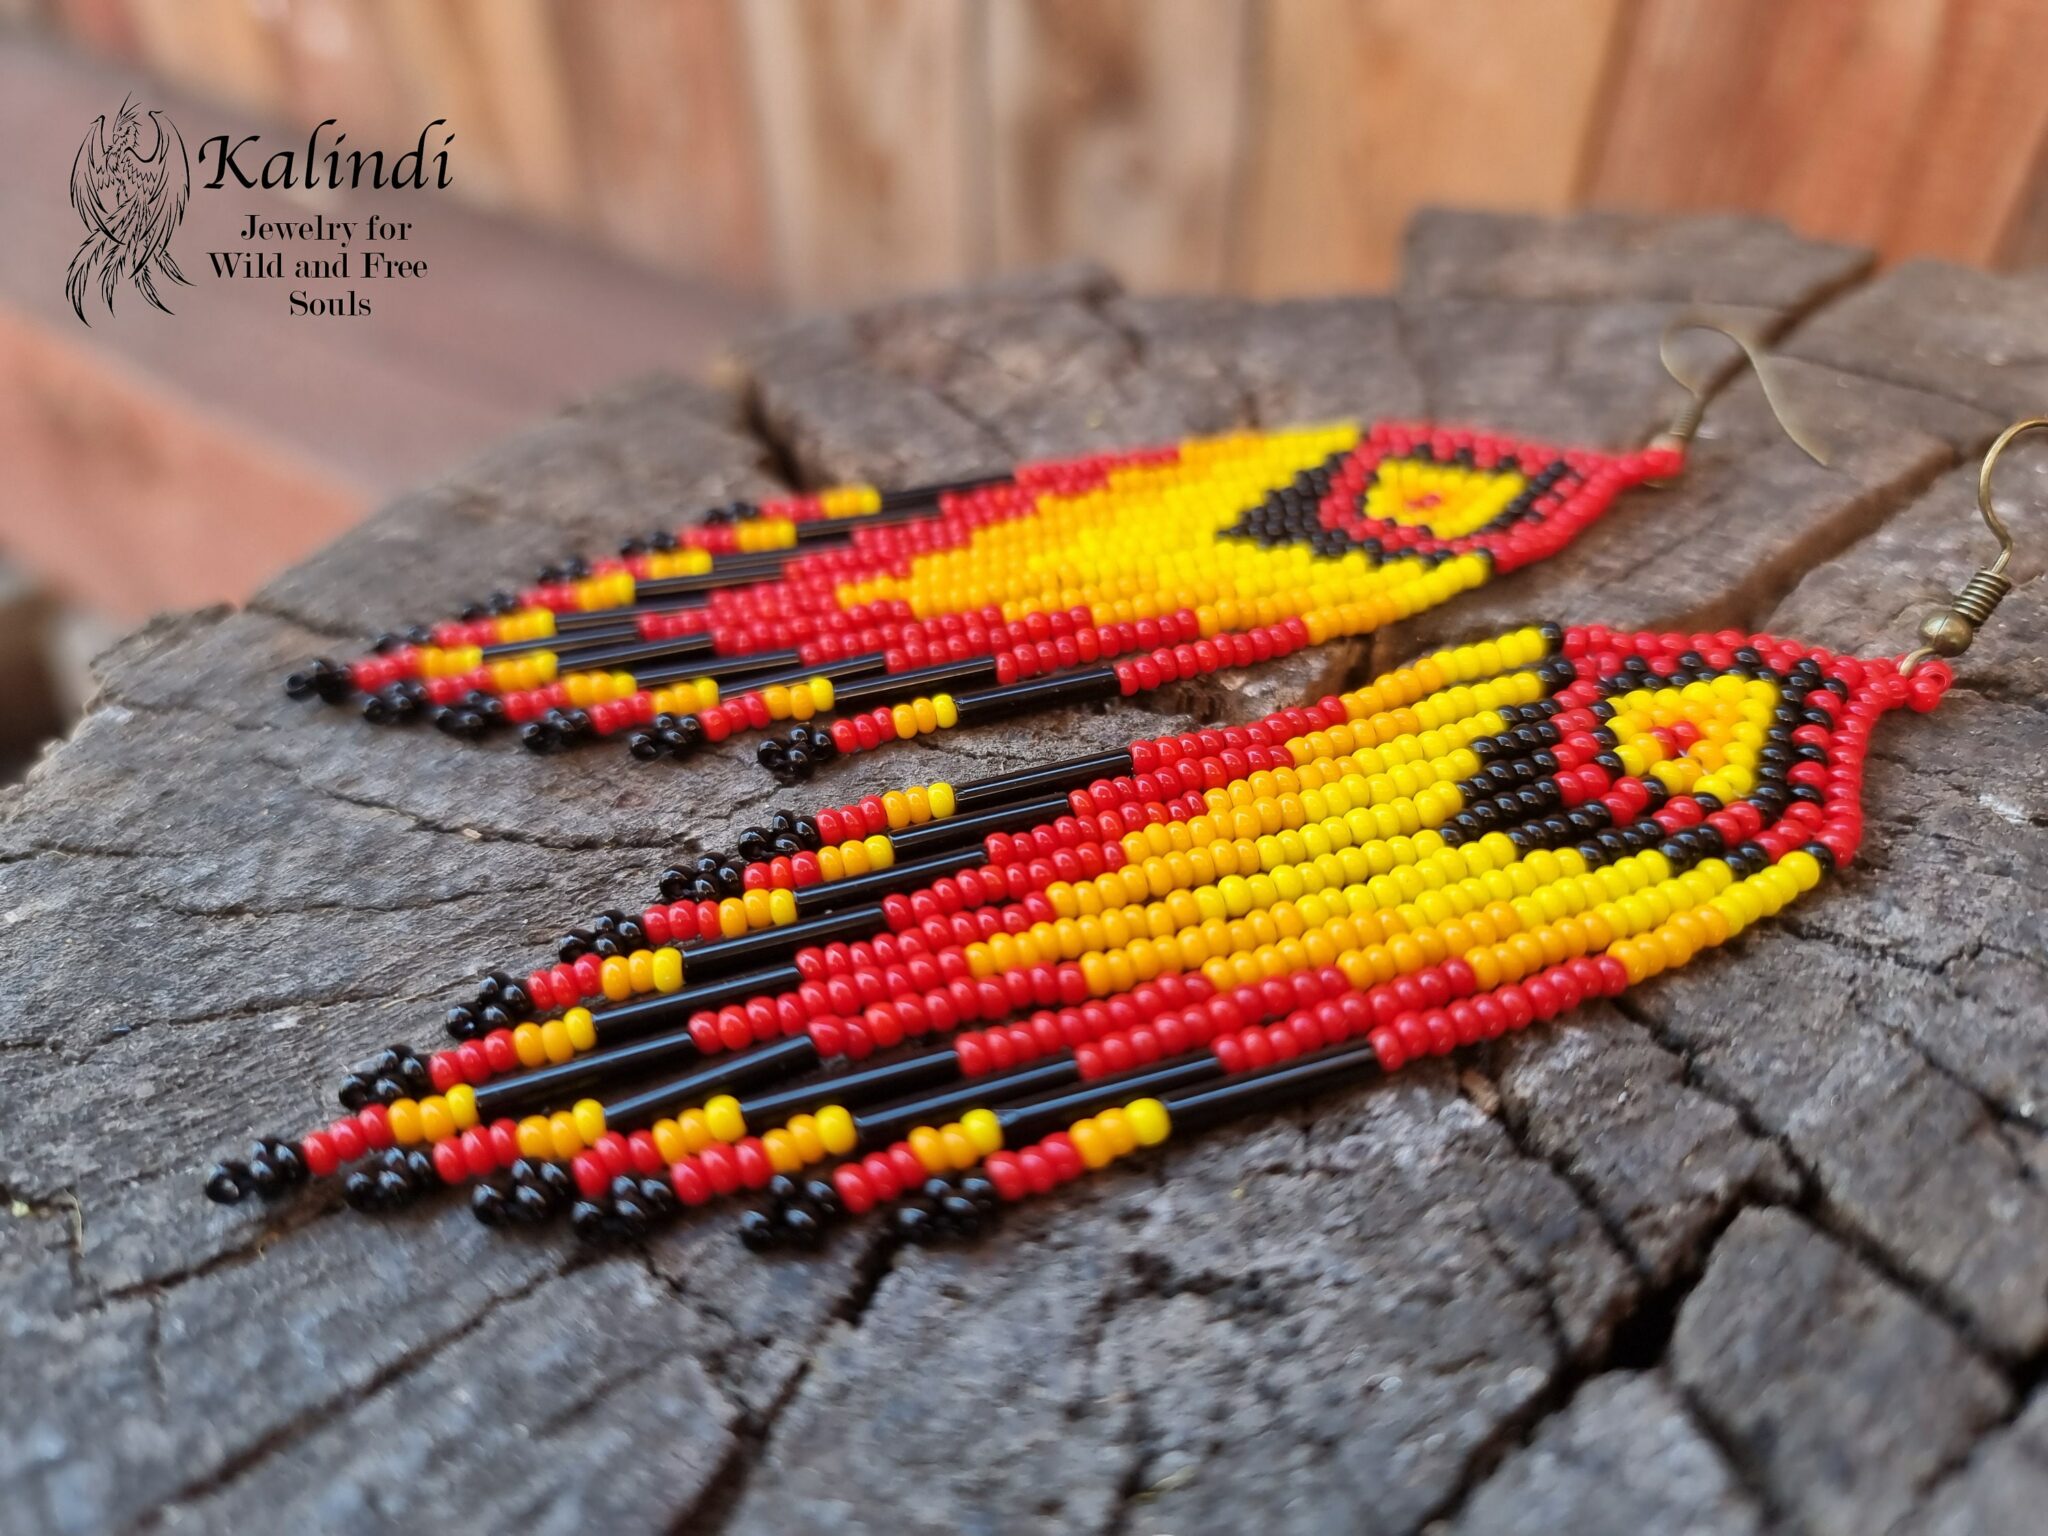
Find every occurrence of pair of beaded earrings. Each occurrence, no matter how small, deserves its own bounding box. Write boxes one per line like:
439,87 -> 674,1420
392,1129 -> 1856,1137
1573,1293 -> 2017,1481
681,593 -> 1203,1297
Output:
210,323 -> 2025,1256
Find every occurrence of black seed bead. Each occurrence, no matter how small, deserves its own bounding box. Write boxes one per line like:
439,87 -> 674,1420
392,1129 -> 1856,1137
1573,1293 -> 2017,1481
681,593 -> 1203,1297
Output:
375,1168 -> 413,1206
509,1183 -> 554,1224
937,1193 -> 983,1238
571,1199 -> 611,1242
471,1182 -> 510,1227
780,1203 -> 824,1250
404,1149 -> 437,1186
398,1057 -> 432,1097
893,1202 -> 938,1244
737,1207 -> 779,1251
270,1142 -> 307,1186
479,1003 -> 513,1032
338,1073 -> 372,1112
612,1197 -> 650,1239
639,1177 -> 679,1217
1802,841 -> 1837,873
803,1178 -> 843,1218
609,1174 -> 641,1204
343,1169 -> 380,1211
204,1161 -> 248,1205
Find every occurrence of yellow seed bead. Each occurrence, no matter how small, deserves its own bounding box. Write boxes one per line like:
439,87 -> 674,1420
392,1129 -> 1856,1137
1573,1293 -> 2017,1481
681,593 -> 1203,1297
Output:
540,1018 -> 574,1064
762,1129 -> 804,1175
865,834 -> 894,871
816,1104 -> 858,1155
768,888 -> 798,926
517,1116 -> 553,1160
1125,1098 -> 1171,1146
908,1125 -> 949,1174
628,948 -> 655,994
651,950 -> 684,994
1095,1107 -> 1137,1157
549,1111 -> 584,1160
704,1094 -> 746,1143
678,1108 -> 714,1153
387,1099 -> 423,1145
1069,1119 -> 1114,1169
600,955 -> 632,1002
445,1084 -> 479,1131
940,1125 -> 979,1170
960,1108 -> 1003,1155
653,1118 -> 688,1164
787,1114 -> 826,1164
413,1095 -> 452,1142
719,899 -> 748,938
928,781 -> 957,819
513,1022 -> 547,1069
559,1006 -> 594,1052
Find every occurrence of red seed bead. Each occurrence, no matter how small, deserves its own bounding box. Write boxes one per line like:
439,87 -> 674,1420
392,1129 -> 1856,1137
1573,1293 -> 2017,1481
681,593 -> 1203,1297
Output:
302,1131 -> 339,1178
572,1152 -> 609,1199
671,1161 -> 713,1206
833,1164 -> 877,1215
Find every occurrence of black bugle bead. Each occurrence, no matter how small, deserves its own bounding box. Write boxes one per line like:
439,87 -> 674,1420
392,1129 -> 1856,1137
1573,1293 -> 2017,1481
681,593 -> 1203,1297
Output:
853,1057 -> 1087,1146
873,470 -> 1009,512
550,602 -> 709,636
825,654 -> 1006,714
736,1042 -> 964,1127
950,667 -> 1122,726
552,639 -> 808,680
947,749 -> 1135,816
885,794 -> 1074,861
993,1055 -> 1226,1146
472,1026 -> 709,1120
477,618 -> 642,659
1160,1041 -> 1383,1136
680,902 -> 891,981
791,846 -> 992,916
587,962 -> 807,1047
636,652 -> 887,697
598,1035 -> 824,1127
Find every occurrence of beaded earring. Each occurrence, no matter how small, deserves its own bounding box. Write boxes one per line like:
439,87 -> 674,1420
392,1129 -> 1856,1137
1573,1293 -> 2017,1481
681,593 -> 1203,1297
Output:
280,327 -> 1803,781
207,335 -> 2017,1253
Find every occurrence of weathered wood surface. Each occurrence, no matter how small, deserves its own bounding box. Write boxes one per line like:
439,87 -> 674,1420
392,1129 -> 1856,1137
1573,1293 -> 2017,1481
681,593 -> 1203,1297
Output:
2,209 -> 2045,1536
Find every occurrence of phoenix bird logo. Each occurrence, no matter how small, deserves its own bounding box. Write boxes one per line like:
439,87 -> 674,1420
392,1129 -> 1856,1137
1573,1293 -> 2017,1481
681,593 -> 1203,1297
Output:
67,96 -> 193,324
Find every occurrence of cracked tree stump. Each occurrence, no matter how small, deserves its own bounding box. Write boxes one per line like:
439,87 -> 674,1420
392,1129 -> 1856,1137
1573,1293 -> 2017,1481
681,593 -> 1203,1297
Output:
1,208 -> 2044,1536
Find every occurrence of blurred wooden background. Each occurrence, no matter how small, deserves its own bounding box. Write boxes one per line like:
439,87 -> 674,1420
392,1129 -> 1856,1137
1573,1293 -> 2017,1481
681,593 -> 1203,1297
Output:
17,0 -> 2048,305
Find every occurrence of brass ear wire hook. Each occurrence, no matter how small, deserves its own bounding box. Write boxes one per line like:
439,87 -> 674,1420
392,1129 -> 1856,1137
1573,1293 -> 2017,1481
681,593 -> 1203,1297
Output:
1649,316 -> 1831,468
1899,418 -> 2039,675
